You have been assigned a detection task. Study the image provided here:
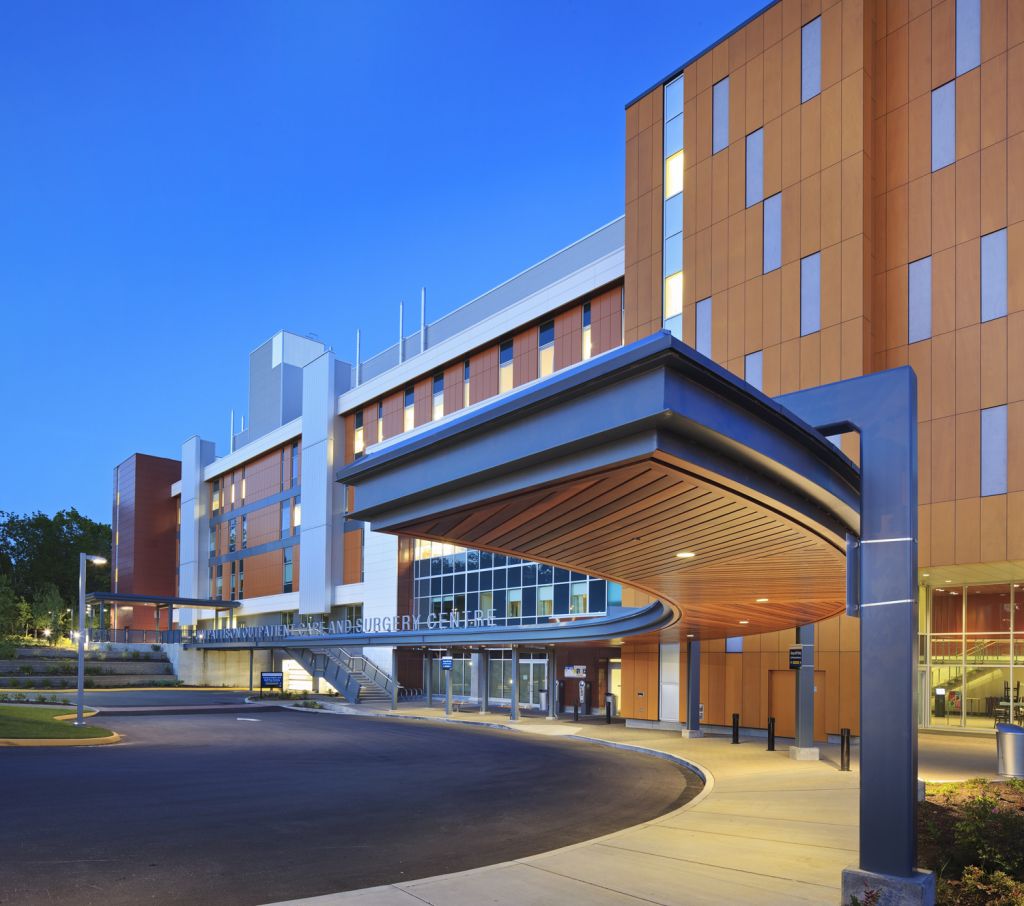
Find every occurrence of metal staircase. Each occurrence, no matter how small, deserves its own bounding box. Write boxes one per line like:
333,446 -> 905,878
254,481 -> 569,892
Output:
285,647 -> 395,705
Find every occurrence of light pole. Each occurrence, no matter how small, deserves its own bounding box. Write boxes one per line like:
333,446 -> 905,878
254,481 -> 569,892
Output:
76,553 -> 107,726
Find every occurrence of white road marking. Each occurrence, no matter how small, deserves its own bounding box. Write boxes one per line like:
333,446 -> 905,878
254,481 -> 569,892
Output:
236,718 -> 260,721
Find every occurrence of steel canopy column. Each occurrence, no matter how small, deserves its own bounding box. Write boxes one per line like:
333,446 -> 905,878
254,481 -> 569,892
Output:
791,623 -> 819,760
682,639 -> 703,738
547,649 -> 557,720
780,367 -> 932,903
479,650 -> 489,713
249,649 -> 254,693
510,645 -> 520,721
424,651 -> 433,707
390,647 -> 399,711
445,655 -> 453,716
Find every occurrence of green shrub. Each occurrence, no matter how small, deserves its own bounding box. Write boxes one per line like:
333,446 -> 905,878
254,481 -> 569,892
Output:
151,644 -> 161,652
0,640 -> 16,659
938,866 -> 1024,906
952,794 -> 1024,877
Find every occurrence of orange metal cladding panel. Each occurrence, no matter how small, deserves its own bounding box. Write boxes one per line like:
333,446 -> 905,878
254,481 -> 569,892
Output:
591,285 -> 623,355
442,362 -> 464,415
343,413 -> 356,463
342,529 -> 363,585
244,446 -> 286,501
381,390 -> 403,440
364,404 -> 379,449
619,639 -> 659,719
396,536 -> 415,617
513,327 -> 538,386
246,501 -> 282,549
469,346 -> 498,405
413,377 -> 431,427
243,549 -> 285,599
553,306 -> 581,371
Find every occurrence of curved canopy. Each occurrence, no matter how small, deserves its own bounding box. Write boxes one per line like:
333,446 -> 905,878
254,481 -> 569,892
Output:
338,332 -> 860,640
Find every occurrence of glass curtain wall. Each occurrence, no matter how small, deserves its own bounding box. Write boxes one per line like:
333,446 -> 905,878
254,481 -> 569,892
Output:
413,539 -> 622,628
921,582 -> 1020,729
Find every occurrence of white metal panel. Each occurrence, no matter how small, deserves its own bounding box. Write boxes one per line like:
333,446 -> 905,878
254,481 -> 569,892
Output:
659,641 -> 680,722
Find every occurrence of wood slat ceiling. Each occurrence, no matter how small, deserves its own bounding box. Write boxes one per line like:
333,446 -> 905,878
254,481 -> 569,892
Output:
396,458 -> 846,640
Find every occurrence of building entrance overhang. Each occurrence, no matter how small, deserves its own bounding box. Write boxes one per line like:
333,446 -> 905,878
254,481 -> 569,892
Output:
338,332 -> 861,639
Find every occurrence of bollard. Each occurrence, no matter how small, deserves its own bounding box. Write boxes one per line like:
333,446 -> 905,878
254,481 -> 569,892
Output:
840,727 -> 851,771
767,716 -> 776,751
731,712 -> 740,744
573,703 -> 579,723
606,699 -> 612,724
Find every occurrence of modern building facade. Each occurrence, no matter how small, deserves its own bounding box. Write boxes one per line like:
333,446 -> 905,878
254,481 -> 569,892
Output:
112,0 -> 1022,736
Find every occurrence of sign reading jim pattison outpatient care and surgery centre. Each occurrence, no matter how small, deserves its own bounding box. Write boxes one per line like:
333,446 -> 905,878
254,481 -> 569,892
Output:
195,610 -> 501,645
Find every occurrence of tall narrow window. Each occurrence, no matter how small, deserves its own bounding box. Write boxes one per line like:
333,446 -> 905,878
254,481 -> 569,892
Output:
800,252 -> 821,336
956,0 -> 981,76
763,193 -> 782,273
237,560 -> 244,600
228,518 -> 236,553
216,564 -> 223,599
746,129 -> 763,207
801,16 -> 822,102
745,350 -> 763,391
376,400 -> 383,443
695,297 -> 712,357
570,581 -> 589,614
432,373 -> 444,421
712,77 -> 729,153
582,302 -> 593,360
241,514 -> 247,549
981,405 -> 1008,496
230,562 -> 236,600
908,257 -> 932,343
282,548 -> 294,594
538,319 -> 555,378
211,479 -> 220,512
663,74 -> 684,337
281,498 -> 292,538
499,340 -> 514,393
537,585 -> 554,617
981,229 -> 1008,322
463,360 -> 471,407
293,497 -> 301,529
932,82 -> 955,172
403,386 -> 415,431
507,588 -> 522,619
290,443 -> 298,486
353,410 -> 365,457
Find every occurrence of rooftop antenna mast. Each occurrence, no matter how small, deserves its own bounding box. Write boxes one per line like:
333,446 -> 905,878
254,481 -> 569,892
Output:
398,301 -> 405,363
420,287 -> 427,353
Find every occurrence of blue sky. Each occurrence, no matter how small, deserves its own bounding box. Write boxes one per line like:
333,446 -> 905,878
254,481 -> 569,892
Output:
0,0 -> 763,523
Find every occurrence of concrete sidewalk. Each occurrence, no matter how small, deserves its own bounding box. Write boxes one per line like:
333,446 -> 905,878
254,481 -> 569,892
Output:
271,706 -> 860,906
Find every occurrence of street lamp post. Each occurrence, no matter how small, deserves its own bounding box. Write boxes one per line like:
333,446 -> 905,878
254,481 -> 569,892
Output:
76,553 -> 107,726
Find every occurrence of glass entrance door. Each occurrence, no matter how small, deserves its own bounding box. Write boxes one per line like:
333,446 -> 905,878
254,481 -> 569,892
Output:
516,658 -> 547,708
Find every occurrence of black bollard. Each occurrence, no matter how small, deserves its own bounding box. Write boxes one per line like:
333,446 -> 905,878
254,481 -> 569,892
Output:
840,727 -> 851,771
767,716 -> 776,751
573,703 -> 579,722
731,712 -> 740,744
605,698 -> 612,724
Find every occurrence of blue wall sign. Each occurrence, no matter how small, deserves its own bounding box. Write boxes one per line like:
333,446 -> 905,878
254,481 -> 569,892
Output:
441,656 -> 454,670
261,671 -> 284,687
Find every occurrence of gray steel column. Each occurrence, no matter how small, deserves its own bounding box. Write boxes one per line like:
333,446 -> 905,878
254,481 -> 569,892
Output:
547,648 -> 558,719
249,649 -> 254,693
510,645 -> 520,721
684,639 -> 702,736
794,623 -> 816,753
390,647 -> 399,711
424,651 -> 433,706
445,659 -> 453,716
479,650 -> 489,713
75,553 -> 86,726
780,368 -> 920,882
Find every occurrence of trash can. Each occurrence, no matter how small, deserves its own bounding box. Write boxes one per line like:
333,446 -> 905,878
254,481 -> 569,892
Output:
538,689 -> 548,712
996,723 -> 1024,778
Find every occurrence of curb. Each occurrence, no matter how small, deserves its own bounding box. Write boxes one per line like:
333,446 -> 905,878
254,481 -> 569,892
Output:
0,707 -> 120,747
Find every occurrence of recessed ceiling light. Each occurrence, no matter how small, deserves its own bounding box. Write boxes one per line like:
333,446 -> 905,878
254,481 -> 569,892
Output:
686,633 -> 694,638
675,551 -> 696,559
756,597 -> 769,603
945,579 -> 952,584
739,619 -> 749,625
923,573 -> 930,577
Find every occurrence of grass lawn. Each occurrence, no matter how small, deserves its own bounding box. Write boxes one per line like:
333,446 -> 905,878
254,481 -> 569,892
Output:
0,705 -> 113,739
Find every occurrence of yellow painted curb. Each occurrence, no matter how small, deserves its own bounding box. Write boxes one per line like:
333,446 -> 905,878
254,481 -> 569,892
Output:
54,710 -> 99,720
0,731 -> 121,747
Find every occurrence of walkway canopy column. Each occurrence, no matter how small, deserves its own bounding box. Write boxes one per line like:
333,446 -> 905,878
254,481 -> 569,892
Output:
682,639 -> 701,738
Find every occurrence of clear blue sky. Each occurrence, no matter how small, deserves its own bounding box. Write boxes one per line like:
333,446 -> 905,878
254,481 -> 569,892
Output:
0,0 -> 763,523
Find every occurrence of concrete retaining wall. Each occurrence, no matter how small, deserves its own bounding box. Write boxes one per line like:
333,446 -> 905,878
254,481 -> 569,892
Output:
165,645 -> 273,687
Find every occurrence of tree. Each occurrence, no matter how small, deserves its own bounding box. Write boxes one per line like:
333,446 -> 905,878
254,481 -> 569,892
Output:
0,510 -> 111,608
0,574 -> 29,637
32,583 -> 66,642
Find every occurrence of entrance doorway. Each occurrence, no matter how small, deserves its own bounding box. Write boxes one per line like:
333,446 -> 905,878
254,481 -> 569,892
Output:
517,657 -> 547,708
488,650 -> 547,709
608,659 -> 622,716
768,669 -> 826,742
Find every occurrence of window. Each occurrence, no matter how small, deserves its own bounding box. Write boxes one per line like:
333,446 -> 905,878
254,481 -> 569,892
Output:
507,588 -> 522,619
665,151 -> 684,197
582,303 -> 593,360
283,548 -> 294,593
353,410 -> 365,457
908,257 -> 932,343
800,252 -> 821,336
801,17 -> 822,102
663,73 -> 685,336
570,581 -> 589,614
208,526 -> 215,556
211,479 -> 220,512
463,360 -> 470,408
538,319 -> 554,378
241,514 -> 247,549
228,519 -> 236,553
726,636 -> 744,653
403,386 -> 415,431
712,77 -> 729,153
981,405 -> 1008,496
664,272 -> 683,322
664,195 -> 683,277
664,74 -> 684,160
745,350 -> 763,391
241,472 -> 246,502
981,229 -> 1008,322
763,193 -> 782,273
537,585 -> 554,617
281,498 -> 292,538
695,297 -> 712,357
956,0 -> 980,76
746,129 -> 763,207
230,562 -> 236,600
499,340 -> 514,393
215,564 -> 223,599
432,373 -> 444,421
290,443 -> 298,486
237,560 -> 244,600
376,400 -> 383,443
293,497 -> 301,529
932,82 -> 955,172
